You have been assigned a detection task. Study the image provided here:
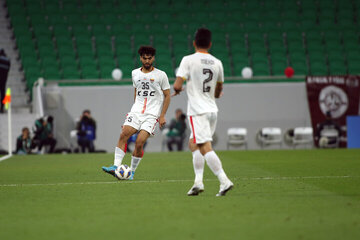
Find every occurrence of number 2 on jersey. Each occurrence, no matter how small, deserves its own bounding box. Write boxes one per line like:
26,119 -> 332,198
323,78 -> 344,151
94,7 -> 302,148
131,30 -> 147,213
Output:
203,68 -> 213,92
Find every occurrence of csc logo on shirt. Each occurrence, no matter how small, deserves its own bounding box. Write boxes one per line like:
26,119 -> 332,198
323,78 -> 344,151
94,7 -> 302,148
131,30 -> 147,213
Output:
138,90 -> 155,96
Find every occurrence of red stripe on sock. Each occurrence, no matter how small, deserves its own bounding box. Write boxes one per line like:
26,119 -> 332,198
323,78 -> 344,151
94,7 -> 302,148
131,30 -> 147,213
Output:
189,116 -> 196,143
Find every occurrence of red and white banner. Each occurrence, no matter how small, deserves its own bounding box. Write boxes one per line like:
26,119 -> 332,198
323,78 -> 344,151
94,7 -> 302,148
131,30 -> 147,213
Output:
306,76 -> 360,147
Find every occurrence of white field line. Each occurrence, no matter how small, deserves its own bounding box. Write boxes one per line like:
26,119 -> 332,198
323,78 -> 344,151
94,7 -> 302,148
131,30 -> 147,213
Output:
0,175 -> 358,187
0,154 -> 12,162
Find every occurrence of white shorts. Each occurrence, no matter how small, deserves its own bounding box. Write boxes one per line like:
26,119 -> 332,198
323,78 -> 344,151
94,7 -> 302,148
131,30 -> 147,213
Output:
123,112 -> 158,135
188,112 -> 217,144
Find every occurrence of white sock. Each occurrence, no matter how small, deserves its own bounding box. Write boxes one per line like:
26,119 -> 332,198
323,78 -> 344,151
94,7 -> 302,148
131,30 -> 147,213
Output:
204,151 -> 229,185
131,156 -> 142,172
114,147 -> 125,166
192,150 -> 204,185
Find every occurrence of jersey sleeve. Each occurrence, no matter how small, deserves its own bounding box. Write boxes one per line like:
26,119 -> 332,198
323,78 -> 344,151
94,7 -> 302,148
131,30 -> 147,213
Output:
131,70 -> 136,88
176,56 -> 190,80
217,60 -> 225,83
161,71 -> 171,90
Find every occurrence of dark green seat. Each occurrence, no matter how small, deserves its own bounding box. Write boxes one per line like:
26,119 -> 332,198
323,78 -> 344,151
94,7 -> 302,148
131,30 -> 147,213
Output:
327,51 -> 345,62
98,56 -> 116,69
13,26 -> 32,43
252,62 -> 271,76
348,61 -> 360,74
233,64 -> 249,76
323,31 -> 341,41
291,61 -> 309,75
16,36 -> 35,51
22,57 -> 41,73
40,56 -> 59,69
33,24 -> 52,38
271,62 -> 287,76
310,61 -> 328,75
232,51 -> 249,64
271,52 -> 288,65
25,68 -> 42,89
289,51 -> 307,63
329,60 -> 347,75
343,40 -> 360,51
346,51 -> 360,63
57,45 -> 75,58
72,25 -> 92,38
53,24 -> 72,38
308,48 -> 326,60
79,56 -> 97,69
100,66 -> 116,79
118,66 -> 133,79
251,51 -> 268,64
62,66 -> 81,79
29,14 -> 47,26
96,45 -> 114,58
81,67 -> 100,79
77,45 -> 95,57
45,3 -> 60,15
43,66 -> 61,80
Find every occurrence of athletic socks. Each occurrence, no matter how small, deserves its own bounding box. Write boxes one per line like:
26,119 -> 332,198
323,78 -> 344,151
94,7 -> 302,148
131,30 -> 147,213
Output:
192,150 -> 205,184
131,156 -> 142,172
114,147 -> 125,167
204,151 -> 230,185
114,146 -> 142,173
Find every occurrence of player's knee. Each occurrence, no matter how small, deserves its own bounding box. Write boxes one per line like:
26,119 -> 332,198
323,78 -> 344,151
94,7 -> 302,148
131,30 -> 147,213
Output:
199,142 -> 212,155
135,139 -> 145,149
120,131 -> 131,141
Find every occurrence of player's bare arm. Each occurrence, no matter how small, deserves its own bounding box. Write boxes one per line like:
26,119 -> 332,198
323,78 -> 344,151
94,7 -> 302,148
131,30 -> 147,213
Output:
159,89 -> 170,128
172,77 -> 185,97
215,82 -> 223,98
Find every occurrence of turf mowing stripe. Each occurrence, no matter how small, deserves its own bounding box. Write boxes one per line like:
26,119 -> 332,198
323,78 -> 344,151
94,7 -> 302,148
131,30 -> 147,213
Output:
0,175 -> 358,187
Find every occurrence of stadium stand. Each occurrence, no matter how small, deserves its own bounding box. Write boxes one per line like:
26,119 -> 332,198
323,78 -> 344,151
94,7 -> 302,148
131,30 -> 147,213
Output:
4,0 -> 360,89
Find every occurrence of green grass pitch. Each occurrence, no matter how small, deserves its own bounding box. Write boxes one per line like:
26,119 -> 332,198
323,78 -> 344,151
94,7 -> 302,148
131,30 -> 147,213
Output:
1,149 -> 360,240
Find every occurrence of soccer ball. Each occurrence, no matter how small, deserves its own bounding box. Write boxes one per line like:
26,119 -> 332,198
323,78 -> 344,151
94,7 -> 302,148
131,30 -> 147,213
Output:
241,67 -> 253,79
112,68 -> 123,81
115,164 -> 132,180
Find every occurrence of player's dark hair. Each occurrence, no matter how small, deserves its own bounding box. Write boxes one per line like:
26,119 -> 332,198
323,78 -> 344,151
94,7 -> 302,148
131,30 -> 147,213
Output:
194,28 -> 212,48
83,109 -> 91,115
47,116 -> 54,124
138,46 -> 156,56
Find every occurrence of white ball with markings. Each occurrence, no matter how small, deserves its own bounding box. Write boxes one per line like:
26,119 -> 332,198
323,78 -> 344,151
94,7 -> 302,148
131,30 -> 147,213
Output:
115,164 -> 132,180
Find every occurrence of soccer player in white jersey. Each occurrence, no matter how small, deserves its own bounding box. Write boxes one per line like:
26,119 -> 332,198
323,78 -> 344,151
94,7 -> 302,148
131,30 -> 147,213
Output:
102,46 -> 171,180
173,28 -> 233,196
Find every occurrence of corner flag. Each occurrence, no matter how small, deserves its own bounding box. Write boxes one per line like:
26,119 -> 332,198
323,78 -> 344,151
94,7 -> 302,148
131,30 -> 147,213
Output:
2,88 -> 11,110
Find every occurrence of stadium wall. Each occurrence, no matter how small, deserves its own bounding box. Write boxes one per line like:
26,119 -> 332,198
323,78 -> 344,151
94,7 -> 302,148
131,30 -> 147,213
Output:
40,82 -> 311,152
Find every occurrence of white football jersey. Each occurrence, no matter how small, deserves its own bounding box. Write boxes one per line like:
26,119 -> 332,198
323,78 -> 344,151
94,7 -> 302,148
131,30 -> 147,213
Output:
176,52 -> 224,115
130,67 -> 170,117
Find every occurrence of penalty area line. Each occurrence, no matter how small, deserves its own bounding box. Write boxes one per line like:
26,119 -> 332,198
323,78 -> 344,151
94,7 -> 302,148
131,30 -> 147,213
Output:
0,175 -> 358,187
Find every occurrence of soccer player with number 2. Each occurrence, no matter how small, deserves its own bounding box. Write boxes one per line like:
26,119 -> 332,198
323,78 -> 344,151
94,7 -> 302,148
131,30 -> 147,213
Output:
102,46 -> 171,180
173,28 -> 233,196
